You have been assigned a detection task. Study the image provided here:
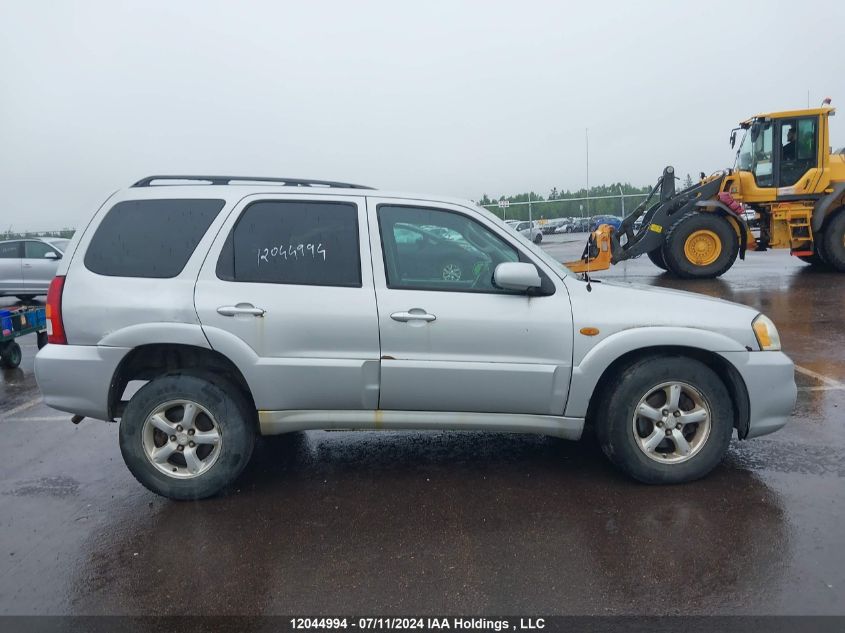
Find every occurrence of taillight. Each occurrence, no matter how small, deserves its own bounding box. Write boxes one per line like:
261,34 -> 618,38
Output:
46,275 -> 67,345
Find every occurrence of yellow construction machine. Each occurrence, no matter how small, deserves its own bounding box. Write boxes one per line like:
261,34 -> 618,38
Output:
566,101 -> 845,278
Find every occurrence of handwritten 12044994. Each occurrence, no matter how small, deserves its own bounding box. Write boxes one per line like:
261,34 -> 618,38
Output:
257,243 -> 326,266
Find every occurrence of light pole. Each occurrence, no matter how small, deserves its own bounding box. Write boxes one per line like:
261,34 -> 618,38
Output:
528,192 -> 533,228
585,128 -> 590,217
619,186 -> 625,217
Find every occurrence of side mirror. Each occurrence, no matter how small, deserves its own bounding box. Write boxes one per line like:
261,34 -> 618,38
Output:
493,262 -> 541,292
730,130 -> 737,148
44,251 -> 59,260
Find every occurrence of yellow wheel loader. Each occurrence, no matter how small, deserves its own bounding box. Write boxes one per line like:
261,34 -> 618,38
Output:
567,102 -> 845,279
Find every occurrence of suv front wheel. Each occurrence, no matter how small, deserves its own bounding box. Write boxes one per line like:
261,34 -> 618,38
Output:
595,356 -> 733,484
119,374 -> 255,500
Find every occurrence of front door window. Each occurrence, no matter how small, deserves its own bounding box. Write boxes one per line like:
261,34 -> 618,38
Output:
378,205 -> 518,292
779,117 -> 817,187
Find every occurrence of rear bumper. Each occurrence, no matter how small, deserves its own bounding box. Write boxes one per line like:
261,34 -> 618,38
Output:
35,344 -> 130,421
719,350 -> 796,439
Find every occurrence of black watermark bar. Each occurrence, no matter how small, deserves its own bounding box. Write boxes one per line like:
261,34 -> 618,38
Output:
2,617 -> 845,633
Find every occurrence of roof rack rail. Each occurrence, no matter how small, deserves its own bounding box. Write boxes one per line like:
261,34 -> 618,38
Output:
131,175 -> 374,189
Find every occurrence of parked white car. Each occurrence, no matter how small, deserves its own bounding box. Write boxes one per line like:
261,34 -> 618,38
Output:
0,237 -> 69,301
35,175 -> 795,499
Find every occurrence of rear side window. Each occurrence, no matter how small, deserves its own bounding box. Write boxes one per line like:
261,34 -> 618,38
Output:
0,242 -> 21,258
85,199 -> 224,278
216,200 -> 361,287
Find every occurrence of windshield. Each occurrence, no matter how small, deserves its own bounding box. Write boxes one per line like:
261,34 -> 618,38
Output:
738,120 -> 774,187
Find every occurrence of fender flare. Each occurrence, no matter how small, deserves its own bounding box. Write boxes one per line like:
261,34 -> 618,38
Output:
564,326 -> 748,419
694,200 -> 749,260
98,322 -> 211,348
812,182 -> 845,232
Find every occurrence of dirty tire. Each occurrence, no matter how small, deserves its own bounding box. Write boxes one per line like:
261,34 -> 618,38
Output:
119,374 -> 255,500
0,342 -> 22,369
533,233 -> 543,244
647,247 -> 669,271
594,355 -> 733,484
662,211 -> 739,279
820,209 -> 845,272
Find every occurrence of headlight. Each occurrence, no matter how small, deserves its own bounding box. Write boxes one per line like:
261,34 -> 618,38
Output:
752,314 -> 781,351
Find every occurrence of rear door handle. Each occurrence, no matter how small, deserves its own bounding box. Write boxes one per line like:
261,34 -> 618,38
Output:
217,305 -> 266,317
390,310 -> 436,323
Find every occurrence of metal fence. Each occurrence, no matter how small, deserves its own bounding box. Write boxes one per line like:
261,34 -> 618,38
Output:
481,192 -> 651,223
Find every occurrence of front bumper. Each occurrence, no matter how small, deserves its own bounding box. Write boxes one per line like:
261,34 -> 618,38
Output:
35,344 -> 131,421
719,350 -> 796,439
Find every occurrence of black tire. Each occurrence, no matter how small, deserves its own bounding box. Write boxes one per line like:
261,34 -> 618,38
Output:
594,355 -> 733,484
646,247 -> 668,271
36,331 -> 48,349
119,374 -> 256,500
820,209 -> 845,272
533,233 -> 543,244
797,252 -> 829,268
0,342 -> 22,369
16,295 -> 35,303
662,212 -> 739,279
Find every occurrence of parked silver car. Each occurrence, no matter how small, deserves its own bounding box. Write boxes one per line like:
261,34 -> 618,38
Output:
0,237 -> 69,300
35,176 -> 796,499
505,219 -> 543,244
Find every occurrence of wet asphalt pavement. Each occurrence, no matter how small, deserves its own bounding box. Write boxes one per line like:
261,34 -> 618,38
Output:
0,236 -> 843,616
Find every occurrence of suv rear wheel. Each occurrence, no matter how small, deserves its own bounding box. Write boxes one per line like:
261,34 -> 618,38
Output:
119,374 -> 255,500
595,356 -> 733,484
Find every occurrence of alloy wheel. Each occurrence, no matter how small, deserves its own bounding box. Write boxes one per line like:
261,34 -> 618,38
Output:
631,381 -> 712,464
141,399 -> 222,478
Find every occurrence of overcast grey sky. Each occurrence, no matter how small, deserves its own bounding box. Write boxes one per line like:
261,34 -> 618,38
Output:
2,0 -> 843,230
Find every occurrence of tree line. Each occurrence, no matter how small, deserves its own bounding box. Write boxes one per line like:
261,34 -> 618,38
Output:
2,228 -> 75,240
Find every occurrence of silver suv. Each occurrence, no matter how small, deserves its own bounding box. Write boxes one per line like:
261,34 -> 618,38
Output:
35,175 -> 796,499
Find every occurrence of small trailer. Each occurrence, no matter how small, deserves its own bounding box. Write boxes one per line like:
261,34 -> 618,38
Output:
0,306 -> 47,369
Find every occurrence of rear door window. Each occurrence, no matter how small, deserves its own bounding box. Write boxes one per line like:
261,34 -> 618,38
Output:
0,242 -> 22,258
84,199 -> 224,278
216,200 -> 361,287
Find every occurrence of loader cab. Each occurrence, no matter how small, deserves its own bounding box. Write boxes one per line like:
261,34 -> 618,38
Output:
734,106 -> 834,201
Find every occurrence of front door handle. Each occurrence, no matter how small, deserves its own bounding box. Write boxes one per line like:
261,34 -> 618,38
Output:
217,305 -> 266,317
390,310 -> 436,323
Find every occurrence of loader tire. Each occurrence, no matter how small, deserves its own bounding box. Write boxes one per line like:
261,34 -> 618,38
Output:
646,248 -> 668,271
662,211 -> 739,279
820,209 -> 845,272
797,252 -> 829,268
